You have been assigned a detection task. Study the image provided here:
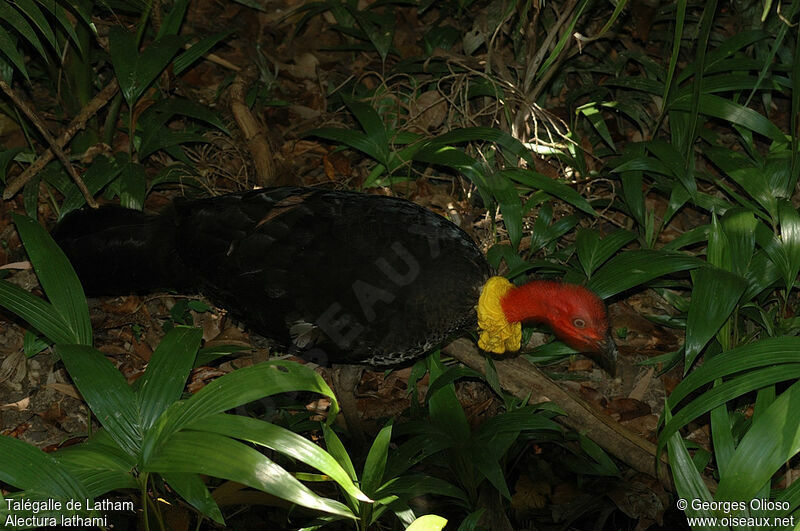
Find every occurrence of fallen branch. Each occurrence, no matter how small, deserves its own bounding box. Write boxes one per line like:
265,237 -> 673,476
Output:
442,338 -> 675,490
229,65 -> 276,186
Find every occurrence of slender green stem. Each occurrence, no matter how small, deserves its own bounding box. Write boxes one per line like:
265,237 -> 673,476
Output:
135,1 -> 153,45
103,93 -> 124,147
129,108 -> 136,160
141,474 -> 149,531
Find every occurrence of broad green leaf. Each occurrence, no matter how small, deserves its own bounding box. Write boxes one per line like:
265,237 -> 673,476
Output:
109,27 -> 185,107
424,367 -> 484,407
141,361 -> 338,461
57,345 -> 142,457
145,431 -> 355,519
487,172 -> 523,249
684,267 -> 747,368
456,510 -> 485,531
709,403 -> 734,479
470,444 -> 511,499
0,146 -> 25,182
55,432 -> 135,467
720,208 -> 757,276
33,0 -> 82,54
191,414 -> 369,503
587,250 -> 703,299
60,155 -> 123,218
576,228 -> 636,277
12,214 -> 91,345
412,144 -> 489,192
55,441 -> 138,497
667,337 -> 800,407
663,407 -> 715,528
0,27 -> 30,81
671,94 -> 785,142
535,0 -> 591,78
407,514 -> 448,530
322,423 -> 359,508
577,103 -> 615,152
529,204 -> 579,252
0,435 -> 91,500
161,472 -> 224,524
134,34 -> 189,95
344,97 -> 389,155
660,0 -> 684,116
137,326 -> 202,430
139,97 -> 229,136
375,475 -> 467,503
615,145 -> 646,226
776,472 -> 800,512
307,128 -> 386,166
22,330 -> 49,357
575,434 -> 620,476
613,156 -> 672,175
755,221 -> 798,294
705,147 -> 780,218
486,243 -> 530,276
647,140 -> 696,196
194,344 -> 249,368
659,338 -> 800,454
501,168 -> 596,215
715,381 -> 800,503
157,0 -> 190,38
778,200 -> 800,292
384,433 -> 452,480
138,130 -> 209,160
664,181 -> 691,228
349,7 -> 394,62
791,0 -> 800,195
473,408 -> 561,440
173,31 -> 232,75
362,422 -> 392,495
108,27 -> 139,105
118,161 -> 146,211
0,3 -> 47,63
663,225 -> 710,251
676,30 -> 769,83
427,353 -> 469,442
677,0 -> 715,158
0,281 -> 74,344
425,127 -> 536,166
14,0 -> 57,53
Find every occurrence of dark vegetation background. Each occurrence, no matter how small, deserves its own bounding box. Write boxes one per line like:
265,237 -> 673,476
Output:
0,0 -> 799,529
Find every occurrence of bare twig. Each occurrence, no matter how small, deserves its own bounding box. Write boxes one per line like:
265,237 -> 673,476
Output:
523,0 -> 579,94
3,79 -> 120,203
0,79 -> 97,207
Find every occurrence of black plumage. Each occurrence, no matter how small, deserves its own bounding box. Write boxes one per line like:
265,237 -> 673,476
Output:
53,187 -> 490,365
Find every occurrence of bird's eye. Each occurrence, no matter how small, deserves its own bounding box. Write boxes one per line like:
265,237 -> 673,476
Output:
573,318 -> 586,329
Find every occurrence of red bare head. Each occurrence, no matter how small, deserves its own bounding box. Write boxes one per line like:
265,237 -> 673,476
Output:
500,280 -> 618,374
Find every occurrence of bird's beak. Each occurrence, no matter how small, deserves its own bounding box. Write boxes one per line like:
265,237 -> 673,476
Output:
593,330 -> 619,376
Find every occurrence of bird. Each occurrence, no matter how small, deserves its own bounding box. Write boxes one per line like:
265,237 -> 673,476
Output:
52,186 -> 618,373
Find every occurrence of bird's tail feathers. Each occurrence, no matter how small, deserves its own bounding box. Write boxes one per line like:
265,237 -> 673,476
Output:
52,206 -> 186,295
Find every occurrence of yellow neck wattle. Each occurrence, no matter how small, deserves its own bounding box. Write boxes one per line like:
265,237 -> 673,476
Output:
476,276 -> 521,354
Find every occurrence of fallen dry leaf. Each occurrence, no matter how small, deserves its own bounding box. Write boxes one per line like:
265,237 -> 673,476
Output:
0,396 -> 30,411
628,366 -> 655,401
44,382 -> 82,400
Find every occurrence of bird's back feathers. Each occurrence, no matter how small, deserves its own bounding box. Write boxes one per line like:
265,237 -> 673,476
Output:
54,187 -> 490,365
